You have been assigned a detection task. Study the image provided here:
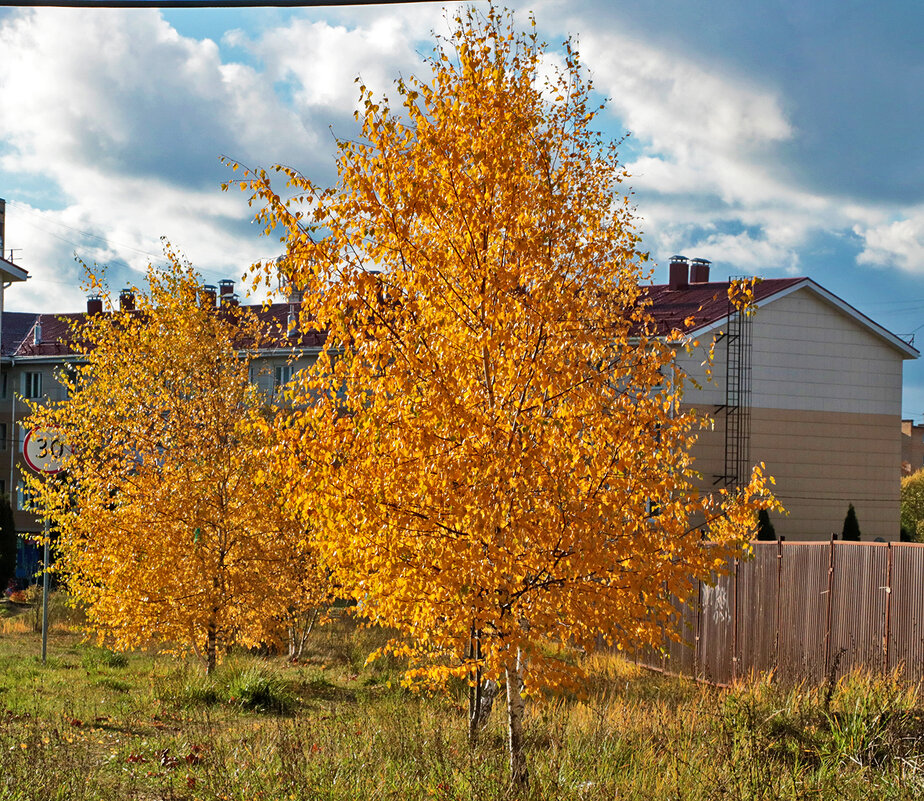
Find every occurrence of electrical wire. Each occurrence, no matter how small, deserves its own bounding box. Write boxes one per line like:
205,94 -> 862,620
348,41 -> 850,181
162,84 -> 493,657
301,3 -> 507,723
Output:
8,202 -> 163,260
4,201 -> 276,287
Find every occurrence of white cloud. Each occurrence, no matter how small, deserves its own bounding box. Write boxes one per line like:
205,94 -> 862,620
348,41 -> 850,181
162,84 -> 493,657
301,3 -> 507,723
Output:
0,8 -> 323,308
227,15 -> 428,114
541,13 -> 923,278
0,10 -> 313,180
855,210 -> 924,273
2,0 -> 923,316
578,31 -> 793,156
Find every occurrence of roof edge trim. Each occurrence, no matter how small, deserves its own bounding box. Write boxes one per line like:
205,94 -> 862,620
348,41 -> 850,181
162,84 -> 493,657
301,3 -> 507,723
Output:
683,278 -> 919,360
0,257 -> 29,283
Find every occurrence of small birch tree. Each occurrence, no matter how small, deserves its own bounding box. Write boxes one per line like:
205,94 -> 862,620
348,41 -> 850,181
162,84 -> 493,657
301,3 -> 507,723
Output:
23,254 -> 328,673
232,5 -> 776,785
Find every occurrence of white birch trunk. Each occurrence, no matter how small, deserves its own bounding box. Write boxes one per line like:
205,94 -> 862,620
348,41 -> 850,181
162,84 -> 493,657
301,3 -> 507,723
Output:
505,649 -> 528,789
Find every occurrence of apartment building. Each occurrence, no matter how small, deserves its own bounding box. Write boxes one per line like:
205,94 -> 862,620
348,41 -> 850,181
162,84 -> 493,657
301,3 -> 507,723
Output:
1,282 -> 323,580
901,419 -> 924,476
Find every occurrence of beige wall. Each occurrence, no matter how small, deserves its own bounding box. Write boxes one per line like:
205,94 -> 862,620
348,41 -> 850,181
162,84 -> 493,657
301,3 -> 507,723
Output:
679,287 -> 904,416
677,285 -> 908,541
901,420 -> 924,475
691,407 -> 900,541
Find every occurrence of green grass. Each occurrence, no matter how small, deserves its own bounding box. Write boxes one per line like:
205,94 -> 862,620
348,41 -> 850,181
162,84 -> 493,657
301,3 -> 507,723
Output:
1,610 -> 924,799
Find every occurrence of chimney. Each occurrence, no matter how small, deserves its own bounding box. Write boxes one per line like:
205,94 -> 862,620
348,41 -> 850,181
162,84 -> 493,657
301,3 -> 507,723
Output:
200,284 -> 217,309
669,255 -> 689,290
87,295 -> 103,315
220,293 -> 239,310
33,319 -> 41,346
119,288 -> 135,312
286,286 -> 303,305
218,279 -> 235,297
689,258 -> 711,284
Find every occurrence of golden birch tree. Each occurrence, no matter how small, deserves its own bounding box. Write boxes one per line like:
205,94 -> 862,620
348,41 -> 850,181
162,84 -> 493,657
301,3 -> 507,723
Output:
900,469 -> 924,541
231,6 -> 777,784
23,254 -> 328,673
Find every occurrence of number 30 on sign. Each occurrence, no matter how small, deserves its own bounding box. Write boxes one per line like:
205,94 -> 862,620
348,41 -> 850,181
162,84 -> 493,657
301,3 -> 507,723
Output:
23,429 -> 70,475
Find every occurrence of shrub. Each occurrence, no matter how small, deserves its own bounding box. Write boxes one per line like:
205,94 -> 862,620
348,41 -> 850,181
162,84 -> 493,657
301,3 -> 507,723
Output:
0,494 -> 15,590
842,504 -> 861,541
81,648 -> 129,670
756,509 -> 777,541
157,662 -> 296,714
225,664 -> 297,714
900,469 -> 924,541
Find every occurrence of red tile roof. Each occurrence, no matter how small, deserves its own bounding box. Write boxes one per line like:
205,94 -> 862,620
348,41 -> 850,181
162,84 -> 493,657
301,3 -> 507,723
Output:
641,277 -> 805,336
6,276 -> 913,360
9,303 -> 326,358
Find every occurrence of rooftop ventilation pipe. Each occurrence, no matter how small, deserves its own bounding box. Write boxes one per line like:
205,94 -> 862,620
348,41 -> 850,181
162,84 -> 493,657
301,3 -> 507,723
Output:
33,319 -> 41,346
119,288 -> 135,312
200,284 -> 217,310
669,255 -> 689,290
689,258 -> 711,284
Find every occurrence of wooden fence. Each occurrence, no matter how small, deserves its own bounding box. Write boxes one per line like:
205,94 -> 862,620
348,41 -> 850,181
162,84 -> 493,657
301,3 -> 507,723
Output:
635,540 -> 924,685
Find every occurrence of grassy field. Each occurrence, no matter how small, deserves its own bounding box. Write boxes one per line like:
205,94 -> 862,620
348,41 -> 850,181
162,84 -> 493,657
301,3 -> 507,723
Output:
2,598 -> 924,800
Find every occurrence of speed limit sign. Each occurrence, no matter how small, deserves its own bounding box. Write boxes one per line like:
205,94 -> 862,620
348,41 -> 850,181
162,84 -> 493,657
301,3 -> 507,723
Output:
23,429 -> 70,474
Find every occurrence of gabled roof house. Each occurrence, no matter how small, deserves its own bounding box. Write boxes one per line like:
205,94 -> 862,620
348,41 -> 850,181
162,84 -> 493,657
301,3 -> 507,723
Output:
651,256 -> 917,541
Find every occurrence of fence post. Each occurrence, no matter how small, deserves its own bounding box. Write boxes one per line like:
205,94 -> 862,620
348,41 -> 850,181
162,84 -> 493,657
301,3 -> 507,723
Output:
823,536 -> 835,678
693,577 -> 702,680
884,542 -> 893,674
732,554 -> 739,683
775,538 -> 783,676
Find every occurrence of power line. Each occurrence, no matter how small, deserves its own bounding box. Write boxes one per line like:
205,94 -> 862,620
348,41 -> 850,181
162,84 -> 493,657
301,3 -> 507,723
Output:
0,0 -> 439,7
6,202 -> 276,289
9,201 -> 163,260
6,201 -> 271,270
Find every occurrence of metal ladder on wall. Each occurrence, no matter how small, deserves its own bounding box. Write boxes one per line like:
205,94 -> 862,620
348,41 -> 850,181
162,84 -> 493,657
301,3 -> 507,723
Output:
716,279 -> 752,487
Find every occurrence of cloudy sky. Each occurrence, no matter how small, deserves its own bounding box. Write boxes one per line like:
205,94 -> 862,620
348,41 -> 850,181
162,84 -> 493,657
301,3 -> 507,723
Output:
1,0 -> 923,413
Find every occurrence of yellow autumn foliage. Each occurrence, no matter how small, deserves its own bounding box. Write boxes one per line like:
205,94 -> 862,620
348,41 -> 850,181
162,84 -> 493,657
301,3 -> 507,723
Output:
232,6 -> 777,695
23,253 -> 329,672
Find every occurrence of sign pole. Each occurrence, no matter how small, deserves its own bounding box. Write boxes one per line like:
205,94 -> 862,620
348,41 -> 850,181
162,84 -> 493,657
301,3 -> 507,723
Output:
41,517 -> 49,663
22,428 -> 69,666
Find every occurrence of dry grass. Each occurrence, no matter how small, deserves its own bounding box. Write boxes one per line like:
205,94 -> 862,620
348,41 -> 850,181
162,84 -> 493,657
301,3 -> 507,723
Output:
1,606 -> 924,799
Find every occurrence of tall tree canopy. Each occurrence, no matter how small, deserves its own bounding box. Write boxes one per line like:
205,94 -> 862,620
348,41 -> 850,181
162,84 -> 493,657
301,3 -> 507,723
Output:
23,255 -> 328,673
232,5 -> 776,783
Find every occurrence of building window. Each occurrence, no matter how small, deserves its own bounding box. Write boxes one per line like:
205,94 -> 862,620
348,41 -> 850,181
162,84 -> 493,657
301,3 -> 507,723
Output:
0,372 -> 7,399
274,365 -> 293,387
59,364 -> 79,397
23,371 -> 42,399
0,479 -> 6,497
0,422 -> 6,451
16,481 -> 33,511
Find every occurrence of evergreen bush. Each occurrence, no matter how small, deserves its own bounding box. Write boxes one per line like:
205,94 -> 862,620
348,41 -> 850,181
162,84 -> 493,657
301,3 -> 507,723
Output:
756,509 -> 777,541
842,504 -> 861,541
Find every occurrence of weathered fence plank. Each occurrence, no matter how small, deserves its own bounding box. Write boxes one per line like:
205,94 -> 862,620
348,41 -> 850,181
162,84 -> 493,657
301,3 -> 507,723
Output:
636,541 -> 924,685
